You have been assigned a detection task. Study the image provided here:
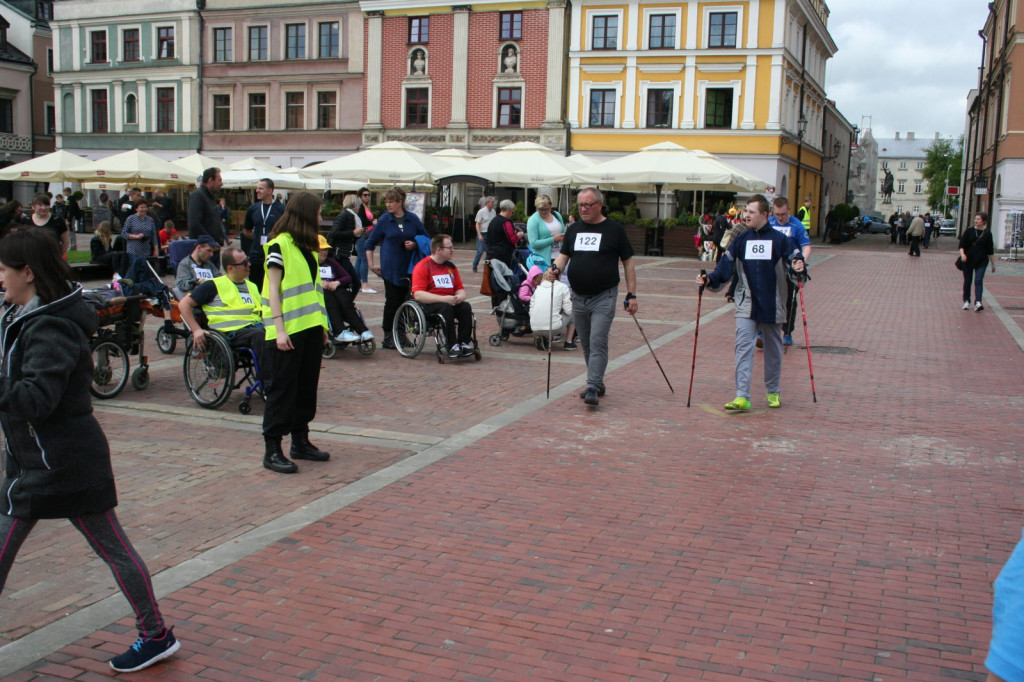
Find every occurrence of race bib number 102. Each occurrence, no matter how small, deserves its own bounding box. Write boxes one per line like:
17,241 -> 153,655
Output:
574,233 -> 602,252
745,240 -> 772,260
432,273 -> 454,289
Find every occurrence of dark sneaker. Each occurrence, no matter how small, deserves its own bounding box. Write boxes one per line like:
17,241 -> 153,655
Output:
460,343 -> 476,357
109,627 -> 180,673
563,340 -> 577,350
579,386 -> 606,399
782,333 -> 793,346
449,344 -> 462,358
381,337 -> 396,350
583,388 -> 600,406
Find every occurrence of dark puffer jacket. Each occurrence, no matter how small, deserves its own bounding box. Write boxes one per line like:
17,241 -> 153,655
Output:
0,286 -> 117,518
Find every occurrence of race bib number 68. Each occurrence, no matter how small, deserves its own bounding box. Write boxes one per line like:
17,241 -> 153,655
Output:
745,240 -> 772,260
574,233 -> 602,252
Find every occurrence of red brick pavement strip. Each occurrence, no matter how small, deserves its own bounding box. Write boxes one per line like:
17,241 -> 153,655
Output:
7,240 -> 1024,679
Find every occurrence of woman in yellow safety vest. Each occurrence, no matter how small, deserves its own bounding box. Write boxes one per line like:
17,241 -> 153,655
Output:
261,191 -> 331,474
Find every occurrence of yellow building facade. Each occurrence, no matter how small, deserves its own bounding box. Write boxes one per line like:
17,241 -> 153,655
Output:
567,0 -> 837,230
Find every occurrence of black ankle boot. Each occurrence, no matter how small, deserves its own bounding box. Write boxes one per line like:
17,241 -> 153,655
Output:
263,436 -> 298,473
290,432 -> 330,461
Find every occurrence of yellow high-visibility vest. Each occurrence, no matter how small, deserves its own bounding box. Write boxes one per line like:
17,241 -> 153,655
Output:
261,233 -> 328,341
203,276 -> 262,333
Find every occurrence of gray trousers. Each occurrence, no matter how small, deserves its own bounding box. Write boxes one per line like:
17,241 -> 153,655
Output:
572,287 -> 618,391
735,317 -> 783,399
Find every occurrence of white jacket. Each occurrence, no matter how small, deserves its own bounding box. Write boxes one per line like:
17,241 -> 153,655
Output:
529,280 -> 573,331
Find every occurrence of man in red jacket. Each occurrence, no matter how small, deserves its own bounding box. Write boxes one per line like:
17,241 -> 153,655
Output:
412,233 -> 474,358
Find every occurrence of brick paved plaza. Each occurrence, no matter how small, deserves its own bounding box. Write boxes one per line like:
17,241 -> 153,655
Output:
1,233 -> 1022,680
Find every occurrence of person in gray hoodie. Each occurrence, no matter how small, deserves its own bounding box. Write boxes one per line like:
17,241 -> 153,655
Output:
0,228 -> 180,673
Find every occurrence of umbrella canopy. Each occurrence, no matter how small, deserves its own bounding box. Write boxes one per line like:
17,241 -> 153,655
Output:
431,148 -> 478,161
229,157 -> 280,172
435,141 -> 580,186
83,149 -> 192,186
220,168 -> 306,191
572,141 -> 767,193
298,141 -> 451,185
0,150 -> 95,183
173,152 -> 224,178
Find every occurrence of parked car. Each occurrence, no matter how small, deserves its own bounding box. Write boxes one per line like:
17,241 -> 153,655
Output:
849,215 -> 890,234
939,219 -> 957,236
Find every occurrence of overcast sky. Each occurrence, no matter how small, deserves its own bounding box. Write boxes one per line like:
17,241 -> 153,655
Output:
825,1 -> 991,142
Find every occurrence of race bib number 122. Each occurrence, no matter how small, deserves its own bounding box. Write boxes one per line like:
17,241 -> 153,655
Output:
574,233 -> 602,252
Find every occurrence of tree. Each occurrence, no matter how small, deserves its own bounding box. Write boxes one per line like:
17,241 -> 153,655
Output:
921,137 -> 963,217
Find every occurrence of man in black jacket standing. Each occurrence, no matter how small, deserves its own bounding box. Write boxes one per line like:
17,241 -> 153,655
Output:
187,167 -> 227,246
241,177 -> 283,290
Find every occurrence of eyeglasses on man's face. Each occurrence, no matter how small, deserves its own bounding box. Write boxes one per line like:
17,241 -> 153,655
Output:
230,258 -> 250,267
578,201 -> 600,209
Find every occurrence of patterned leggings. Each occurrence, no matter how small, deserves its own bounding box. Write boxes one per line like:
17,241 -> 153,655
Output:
0,510 -> 165,638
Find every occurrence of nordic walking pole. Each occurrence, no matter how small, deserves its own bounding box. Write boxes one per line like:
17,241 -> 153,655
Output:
546,267 -> 555,400
797,276 -> 818,403
627,299 -> 674,394
687,269 -> 706,407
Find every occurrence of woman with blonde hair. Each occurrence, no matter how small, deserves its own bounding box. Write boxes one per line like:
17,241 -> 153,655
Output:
261,191 -> 331,474
89,220 -> 132,274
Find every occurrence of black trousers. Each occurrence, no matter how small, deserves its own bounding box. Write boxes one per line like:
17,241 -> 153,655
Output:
908,236 -> 921,257
783,280 -> 798,335
382,280 -> 409,340
262,326 -> 323,439
423,301 -> 473,346
226,324 -> 266,373
325,287 -> 368,335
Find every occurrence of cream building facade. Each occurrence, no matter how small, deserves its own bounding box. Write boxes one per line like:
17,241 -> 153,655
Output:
873,132 -> 941,218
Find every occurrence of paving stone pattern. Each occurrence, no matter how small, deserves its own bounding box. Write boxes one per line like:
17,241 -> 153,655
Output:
2,234 -> 1022,680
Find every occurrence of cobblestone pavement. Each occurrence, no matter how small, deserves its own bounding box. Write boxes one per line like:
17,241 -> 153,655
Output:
2,233 -> 1022,680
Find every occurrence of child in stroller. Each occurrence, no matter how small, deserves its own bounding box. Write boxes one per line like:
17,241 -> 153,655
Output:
486,253 -> 531,347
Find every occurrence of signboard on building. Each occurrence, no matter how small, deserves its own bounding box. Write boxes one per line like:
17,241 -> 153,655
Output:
974,177 -> 988,195
947,186 -> 960,195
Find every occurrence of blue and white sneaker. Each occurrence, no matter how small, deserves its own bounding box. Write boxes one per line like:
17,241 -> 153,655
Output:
109,627 -> 180,672
782,333 -> 793,346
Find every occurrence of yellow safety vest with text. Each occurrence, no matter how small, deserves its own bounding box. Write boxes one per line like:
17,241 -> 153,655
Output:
203,276 -> 263,333
799,205 -> 812,232
261,233 -> 328,341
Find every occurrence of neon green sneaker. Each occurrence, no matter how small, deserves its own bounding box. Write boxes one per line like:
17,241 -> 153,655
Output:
766,392 -> 781,408
724,396 -> 751,411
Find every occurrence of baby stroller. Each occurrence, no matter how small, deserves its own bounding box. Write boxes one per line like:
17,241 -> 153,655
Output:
487,254 -> 531,347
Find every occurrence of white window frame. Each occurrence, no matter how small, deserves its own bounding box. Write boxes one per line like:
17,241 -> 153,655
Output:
585,9 -> 623,51
118,25 -> 142,63
211,25 -> 234,63
643,9 -> 681,50
897,180 -> 906,194
283,21 -> 309,60
210,90 -> 232,131
914,181 -> 922,194
916,161 -> 924,170
697,80 -> 741,130
493,83 -> 525,129
151,82 -> 177,133
247,24 -> 270,61
245,89 -> 269,130
402,84 -> 431,129
582,81 -> 622,129
153,24 -> 176,60
639,80 -> 681,129
315,89 -> 338,129
85,85 -> 109,132
702,5 -> 743,49
124,93 -> 137,125
283,90 -> 306,130
898,161 -> 907,170
317,21 -> 341,59
88,28 -> 109,64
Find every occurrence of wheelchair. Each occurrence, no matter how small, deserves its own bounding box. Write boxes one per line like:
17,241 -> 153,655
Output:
392,298 -> 481,363
322,308 -> 376,360
182,329 -> 264,414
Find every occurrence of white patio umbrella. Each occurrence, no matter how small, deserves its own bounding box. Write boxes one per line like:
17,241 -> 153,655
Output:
572,141 -> 766,193
82,149 -> 193,186
435,141 -> 580,186
0,150 -> 95,182
431,148 -> 477,161
229,158 -> 280,173
173,152 -> 225,179
220,168 -> 306,191
298,141 -> 450,185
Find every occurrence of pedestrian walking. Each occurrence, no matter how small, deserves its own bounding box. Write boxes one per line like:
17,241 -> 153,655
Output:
0,229 -> 180,673
959,212 -> 996,311
695,195 -> 805,411
907,214 -> 925,257
548,187 -> 638,407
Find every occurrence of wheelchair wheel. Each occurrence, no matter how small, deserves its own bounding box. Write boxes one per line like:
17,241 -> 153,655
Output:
130,366 -> 150,390
90,340 -> 129,399
156,326 -> 176,354
183,332 -> 235,409
357,338 -> 376,356
238,401 -> 252,415
322,342 -> 337,360
394,300 -> 428,358
488,333 -> 502,347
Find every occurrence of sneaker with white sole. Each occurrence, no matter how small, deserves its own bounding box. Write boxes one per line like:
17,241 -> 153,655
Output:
361,287 -> 377,294
335,330 -> 360,343
449,344 -> 462,358
460,343 -> 476,357
975,302 -> 984,311
109,627 -> 180,673
962,301 -> 971,310
359,330 -> 375,342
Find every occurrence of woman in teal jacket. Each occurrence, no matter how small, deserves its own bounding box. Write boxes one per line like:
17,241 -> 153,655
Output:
525,194 -> 565,270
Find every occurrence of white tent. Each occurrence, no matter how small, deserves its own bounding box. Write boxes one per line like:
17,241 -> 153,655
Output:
81,149 -> 193,186
0,150 -> 95,183
173,153 -> 225,180
435,142 -> 583,186
298,141 -> 450,185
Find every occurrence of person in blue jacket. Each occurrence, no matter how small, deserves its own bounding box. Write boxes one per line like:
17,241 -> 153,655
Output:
697,194 -> 805,411
364,186 -> 427,349
768,196 -> 812,346
987,529 -> 1024,682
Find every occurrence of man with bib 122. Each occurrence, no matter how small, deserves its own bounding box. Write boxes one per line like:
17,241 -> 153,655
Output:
548,187 -> 638,407
697,195 -> 805,411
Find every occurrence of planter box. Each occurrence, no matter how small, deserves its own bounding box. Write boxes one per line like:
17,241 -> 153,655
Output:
662,228 -> 701,258
623,223 -> 648,255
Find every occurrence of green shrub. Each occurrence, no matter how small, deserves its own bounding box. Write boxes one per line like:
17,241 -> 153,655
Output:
608,211 -> 627,223
662,217 -> 679,229
636,217 -> 655,229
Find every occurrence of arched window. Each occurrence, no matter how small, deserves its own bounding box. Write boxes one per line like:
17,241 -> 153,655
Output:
125,94 -> 137,125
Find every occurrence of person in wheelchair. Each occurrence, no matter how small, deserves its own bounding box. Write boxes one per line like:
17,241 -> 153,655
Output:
411,234 -> 475,358
174,236 -> 220,298
176,246 -> 265,369
316,235 -> 373,344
